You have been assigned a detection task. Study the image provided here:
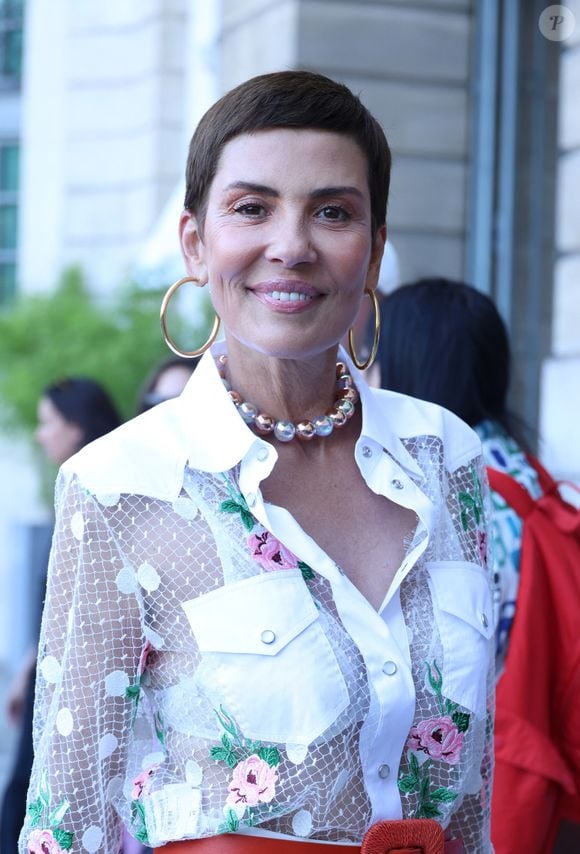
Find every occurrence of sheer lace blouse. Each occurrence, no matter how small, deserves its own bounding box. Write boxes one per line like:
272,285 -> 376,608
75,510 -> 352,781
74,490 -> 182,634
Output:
21,347 -> 494,854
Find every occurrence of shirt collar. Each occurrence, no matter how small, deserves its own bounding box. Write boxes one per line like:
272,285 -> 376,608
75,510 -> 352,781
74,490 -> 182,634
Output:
181,341 -> 258,473
182,343 -> 423,480
67,342 -> 423,500
340,349 -> 424,479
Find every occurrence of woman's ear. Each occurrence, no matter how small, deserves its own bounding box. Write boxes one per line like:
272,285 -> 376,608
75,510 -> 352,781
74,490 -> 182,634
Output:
179,210 -> 208,282
366,225 -> 387,292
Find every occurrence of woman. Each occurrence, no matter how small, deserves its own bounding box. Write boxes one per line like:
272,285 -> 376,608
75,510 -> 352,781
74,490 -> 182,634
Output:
21,73 -> 494,854
376,277 -> 541,674
2,378 -> 121,854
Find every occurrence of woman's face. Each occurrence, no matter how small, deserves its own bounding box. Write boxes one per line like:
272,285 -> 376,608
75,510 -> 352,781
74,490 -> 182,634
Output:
180,128 -> 385,360
35,396 -> 83,466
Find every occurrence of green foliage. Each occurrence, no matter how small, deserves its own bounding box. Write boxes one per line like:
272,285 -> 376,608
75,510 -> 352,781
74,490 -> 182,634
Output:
0,266 -> 210,435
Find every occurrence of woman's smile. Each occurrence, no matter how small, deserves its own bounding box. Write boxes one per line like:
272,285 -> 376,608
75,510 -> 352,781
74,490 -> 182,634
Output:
248,279 -> 322,313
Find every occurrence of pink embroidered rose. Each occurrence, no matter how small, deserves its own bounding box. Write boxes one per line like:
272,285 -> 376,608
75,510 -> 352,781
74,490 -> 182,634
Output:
407,716 -> 464,765
247,531 -> 298,572
226,755 -> 278,810
477,529 -> 488,566
28,829 -> 64,854
131,765 -> 157,800
138,641 -> 153,676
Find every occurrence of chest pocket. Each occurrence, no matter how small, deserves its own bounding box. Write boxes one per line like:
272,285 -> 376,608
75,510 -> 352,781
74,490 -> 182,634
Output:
426,561 -> 494,719
182,570 -> 349,745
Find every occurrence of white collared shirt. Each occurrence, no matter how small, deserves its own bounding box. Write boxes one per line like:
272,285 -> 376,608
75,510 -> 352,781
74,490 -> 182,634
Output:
21,346 -> 494,854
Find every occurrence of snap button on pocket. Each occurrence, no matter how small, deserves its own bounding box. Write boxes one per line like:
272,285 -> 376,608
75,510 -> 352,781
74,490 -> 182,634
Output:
182,571 -> 349,744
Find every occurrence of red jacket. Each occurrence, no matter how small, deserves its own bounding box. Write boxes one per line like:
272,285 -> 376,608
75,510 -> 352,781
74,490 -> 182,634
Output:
488,461 -> 580,853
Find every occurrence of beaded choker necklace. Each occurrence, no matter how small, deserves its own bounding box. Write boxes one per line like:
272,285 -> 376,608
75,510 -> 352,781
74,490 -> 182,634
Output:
215,355 -> 359,443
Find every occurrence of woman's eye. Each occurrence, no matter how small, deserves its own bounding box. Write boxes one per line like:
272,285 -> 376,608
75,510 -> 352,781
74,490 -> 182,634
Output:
233,203 -> 266,217
317,205 -> 350,221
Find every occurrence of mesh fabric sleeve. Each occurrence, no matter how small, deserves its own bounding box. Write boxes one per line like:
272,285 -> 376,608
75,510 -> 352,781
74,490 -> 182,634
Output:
19,473 -> 146,854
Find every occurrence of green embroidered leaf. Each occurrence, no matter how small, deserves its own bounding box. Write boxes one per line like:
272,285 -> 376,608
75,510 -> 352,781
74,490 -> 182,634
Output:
298,561 -> 315,580
154,711 -> 166,746
49,799 -> 70,827
430,787 -> 458,803
409,752 -> 420,778
452,711 -> 471,734
125,683 -> 141,700
445,699 -> 458,715
131,799 -> 146,824
426,660 -> 443,695
397,774 -> 418,794
39,769 -> 51,809
221,733 -> 232,749
257,746 -> 281,767
417,801 -> 442,819
215,705 -> 238,739
225,807 -> 240,833
240,509 -> 255,532
136,828 -> 150,844
210,746 -> 239,768
53,828 -> 74,850
220,499 -> 243,515
26,798 -> 43,827
420,776 -> 430,800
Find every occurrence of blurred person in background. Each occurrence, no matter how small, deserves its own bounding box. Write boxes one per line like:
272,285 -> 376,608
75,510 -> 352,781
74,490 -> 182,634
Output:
375,277 -> 540,671
136,356 -> 197,415
1,378 -> 121,854
376,278 -> 580,853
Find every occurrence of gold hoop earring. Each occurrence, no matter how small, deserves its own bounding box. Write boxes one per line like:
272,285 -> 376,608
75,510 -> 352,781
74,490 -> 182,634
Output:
348,287 -> 380,371
160,276 -> 221,358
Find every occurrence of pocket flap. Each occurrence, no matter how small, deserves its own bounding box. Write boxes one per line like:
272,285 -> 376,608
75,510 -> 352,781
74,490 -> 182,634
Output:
182,570 -> 318,656
427,561 -> 494,639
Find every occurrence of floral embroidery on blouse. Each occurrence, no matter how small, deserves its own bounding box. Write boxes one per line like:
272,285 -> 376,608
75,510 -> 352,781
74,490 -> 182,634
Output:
220,475 -> 315,582
398,661 -> 470,819
129,765 -> 161,845
210,706 -> 281,833
125,640 -> 155,721
219,478 -> 255,531
26,770 -> 73,852
458,465 -> 488,567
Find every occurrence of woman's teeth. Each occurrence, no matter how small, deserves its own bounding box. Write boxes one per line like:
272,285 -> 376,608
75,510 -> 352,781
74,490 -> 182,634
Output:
270,291 -> 313,302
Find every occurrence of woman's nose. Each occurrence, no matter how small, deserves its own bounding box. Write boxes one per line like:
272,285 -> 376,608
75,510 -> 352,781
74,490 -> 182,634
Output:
264,214 -> 317,267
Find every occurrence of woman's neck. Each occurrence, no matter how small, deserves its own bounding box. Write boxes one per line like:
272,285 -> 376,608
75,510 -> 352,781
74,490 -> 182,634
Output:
221,336 -> 342,425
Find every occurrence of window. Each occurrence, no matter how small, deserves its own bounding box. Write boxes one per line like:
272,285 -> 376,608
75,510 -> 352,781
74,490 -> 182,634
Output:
0,0 -> 23,88
0,142 -> 18,302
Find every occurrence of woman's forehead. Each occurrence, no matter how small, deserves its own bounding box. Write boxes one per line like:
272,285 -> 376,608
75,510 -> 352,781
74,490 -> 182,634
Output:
211,128 -> 370,193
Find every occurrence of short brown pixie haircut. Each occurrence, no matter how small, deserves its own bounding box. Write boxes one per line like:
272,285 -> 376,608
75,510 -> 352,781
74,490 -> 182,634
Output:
184,70 -> 391,238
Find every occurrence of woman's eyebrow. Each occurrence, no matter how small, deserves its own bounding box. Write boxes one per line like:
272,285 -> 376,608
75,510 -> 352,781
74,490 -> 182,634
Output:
310,186 -> 364,200
224,181 -> 278,196
223,182 -> 364,200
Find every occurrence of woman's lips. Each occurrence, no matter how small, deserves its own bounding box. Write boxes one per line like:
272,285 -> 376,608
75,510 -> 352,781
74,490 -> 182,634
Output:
249,282 -> 322,313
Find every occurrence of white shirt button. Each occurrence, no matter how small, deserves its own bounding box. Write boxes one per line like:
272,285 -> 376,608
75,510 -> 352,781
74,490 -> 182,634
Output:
257,447 -> 269,462
361,445 -> 372,458
260,630 -> 276,644
382,660 -> 397,676
378,764 -> 390,779
246,492 -> 257,507
481,613 -> 489,628
391,479 -> 404,490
